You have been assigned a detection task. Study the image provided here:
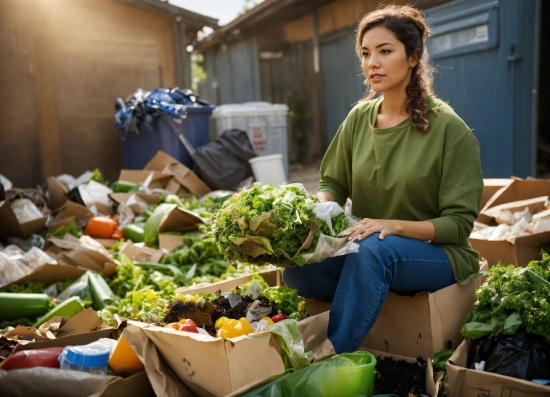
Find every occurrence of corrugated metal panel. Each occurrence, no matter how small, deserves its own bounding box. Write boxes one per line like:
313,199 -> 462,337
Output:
320,27 -> 365,145
209,39 -> 261,104
425,0 -> 539,178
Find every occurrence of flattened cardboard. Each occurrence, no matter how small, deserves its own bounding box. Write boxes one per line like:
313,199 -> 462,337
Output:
446,339 -> 550,397
0,200 -> 48,239
365,348 -> 440,397
47,176 -> 69,211
4,263 -> 86,288
144,151 -> 211,198
176,268 -> 282,296
469,231 -> 550,267
306,261 -> 487,359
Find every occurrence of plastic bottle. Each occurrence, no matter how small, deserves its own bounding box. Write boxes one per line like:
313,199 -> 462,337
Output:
58,340 -> 114,375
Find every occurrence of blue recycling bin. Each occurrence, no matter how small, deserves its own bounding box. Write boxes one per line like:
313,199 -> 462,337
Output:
115,88 -> 214,170
119,105 -> 213,170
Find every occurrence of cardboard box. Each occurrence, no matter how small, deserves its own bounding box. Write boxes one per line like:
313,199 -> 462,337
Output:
120,241 -> 164,263
175,268 -> 282,296
109,192 -> 161,214
469,196 -> 550,267
306,261 -> 488,359
446,339 -> 550,397
469,232 -> 550,267
479,178 -> 513,210
365,348 -> 441,397
0,200 -> 48,239
477,179 -> 550,225
0,311 -> 154,397
144,151 -> 211,198
124,311 -> 333,397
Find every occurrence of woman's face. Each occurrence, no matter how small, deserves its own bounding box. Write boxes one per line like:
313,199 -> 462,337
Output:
360,26 -> 416,95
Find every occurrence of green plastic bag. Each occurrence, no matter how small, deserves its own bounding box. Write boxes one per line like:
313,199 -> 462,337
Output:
237,351 -> 377,397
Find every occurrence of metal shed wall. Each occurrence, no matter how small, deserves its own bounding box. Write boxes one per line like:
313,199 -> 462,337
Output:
425,0 -> 540,178
319,26 -> 365,145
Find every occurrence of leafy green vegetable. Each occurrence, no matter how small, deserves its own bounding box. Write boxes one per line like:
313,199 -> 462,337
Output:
209,184 -> 347,267
45,221 -> 83,240
91,168 -> 107,185
161,233 -> 229,278
462,253 -> 550,343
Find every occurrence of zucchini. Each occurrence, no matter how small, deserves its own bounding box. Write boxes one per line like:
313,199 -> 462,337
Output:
33,296 -> 86,328
0,293 -> 51,321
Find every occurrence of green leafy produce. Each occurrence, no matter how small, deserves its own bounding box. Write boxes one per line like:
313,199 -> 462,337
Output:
45,221 -> 83,240
209,184 -> 348,267
462,254 -> 550,343
91,168 -> 107,185
0,281 -> 46,294
432,348 -> 455,397
161,233 -> 229,277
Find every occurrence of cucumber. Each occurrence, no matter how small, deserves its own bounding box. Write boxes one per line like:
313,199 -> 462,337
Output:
0,293 -> 51,321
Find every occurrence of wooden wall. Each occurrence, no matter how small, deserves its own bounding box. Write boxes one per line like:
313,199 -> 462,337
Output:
0,0 -> 176,188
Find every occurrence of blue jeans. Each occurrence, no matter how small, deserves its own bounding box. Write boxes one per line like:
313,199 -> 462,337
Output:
282,233 -> 455,353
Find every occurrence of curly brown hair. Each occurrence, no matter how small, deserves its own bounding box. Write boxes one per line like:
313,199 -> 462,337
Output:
356,4 -> 434,132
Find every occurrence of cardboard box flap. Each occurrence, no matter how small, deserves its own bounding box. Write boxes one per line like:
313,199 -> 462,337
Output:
482,196 -> 548,221
123,323 -> 201,397
54,200 -> 94,223
109,192 -> 161,205
120,241 -> 164,263
118,170 -> 173,189
481,179 -> 550,214
55,308 -> 110,338
158,207 -> 204,233
0,200 -> 48,239
47,176 -> 69,211
5,263 -> 86,288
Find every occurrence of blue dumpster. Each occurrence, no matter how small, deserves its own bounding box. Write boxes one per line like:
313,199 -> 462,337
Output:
115,88 -> 214,170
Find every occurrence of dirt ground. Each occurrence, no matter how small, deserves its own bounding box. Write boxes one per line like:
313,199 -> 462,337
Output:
288,161 -> 321,194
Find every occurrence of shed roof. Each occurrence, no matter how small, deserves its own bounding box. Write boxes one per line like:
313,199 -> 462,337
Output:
120,0 -> 219,33
193,0 -> 335,52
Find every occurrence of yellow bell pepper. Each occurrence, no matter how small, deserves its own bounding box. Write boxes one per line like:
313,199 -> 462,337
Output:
219,318 -> 254,338
261,316 -> 274,325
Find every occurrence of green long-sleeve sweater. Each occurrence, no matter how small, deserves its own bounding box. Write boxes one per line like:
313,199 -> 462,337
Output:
318,96 -> 483,283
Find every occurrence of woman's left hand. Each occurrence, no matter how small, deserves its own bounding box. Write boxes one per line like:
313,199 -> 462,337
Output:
348,218 -> 398,241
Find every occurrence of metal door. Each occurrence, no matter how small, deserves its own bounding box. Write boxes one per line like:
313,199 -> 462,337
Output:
425,0 -> 540,177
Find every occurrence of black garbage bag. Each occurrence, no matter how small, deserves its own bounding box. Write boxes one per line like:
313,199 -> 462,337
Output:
0,182 -> 4,201
467,330 -> 550,381
191,128 -> 257,191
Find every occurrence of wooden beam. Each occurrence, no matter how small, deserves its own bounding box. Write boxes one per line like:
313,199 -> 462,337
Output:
32,0 -> 62,182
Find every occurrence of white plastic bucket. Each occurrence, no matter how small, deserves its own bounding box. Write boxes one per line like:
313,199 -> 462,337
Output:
249,154 -> 286,186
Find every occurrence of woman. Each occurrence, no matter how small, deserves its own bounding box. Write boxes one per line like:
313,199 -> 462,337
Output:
283,4 -> 483,354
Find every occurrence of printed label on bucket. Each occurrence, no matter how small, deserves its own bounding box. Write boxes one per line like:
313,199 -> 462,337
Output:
249,123 -> 267,153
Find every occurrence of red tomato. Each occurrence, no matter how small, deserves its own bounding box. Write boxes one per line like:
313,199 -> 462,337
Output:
271,311 -> 287,323
178,319 -> 199,333
0,347 -> 65,370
